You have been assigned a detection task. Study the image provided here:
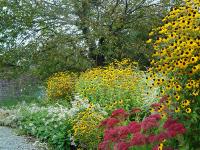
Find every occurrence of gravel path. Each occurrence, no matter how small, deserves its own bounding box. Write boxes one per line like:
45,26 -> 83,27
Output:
0,126 -> 38,150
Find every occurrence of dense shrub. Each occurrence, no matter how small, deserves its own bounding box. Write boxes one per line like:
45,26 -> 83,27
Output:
0,95 -> 107,149
147,0 -> 200,149
46,72 -> 77,100
76,59 -> 158,111
71,101 -> 107,149
0,102 -> 79,149
19,106 -> 72,149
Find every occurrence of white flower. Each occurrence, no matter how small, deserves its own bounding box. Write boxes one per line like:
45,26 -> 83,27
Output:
70,135 -> 76,146
29,123 -> 34,126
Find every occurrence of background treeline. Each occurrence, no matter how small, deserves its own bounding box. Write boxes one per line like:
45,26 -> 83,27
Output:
0,0 -> 182,79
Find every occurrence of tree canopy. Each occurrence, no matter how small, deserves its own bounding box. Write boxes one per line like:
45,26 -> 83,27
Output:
0,0 -> 180,78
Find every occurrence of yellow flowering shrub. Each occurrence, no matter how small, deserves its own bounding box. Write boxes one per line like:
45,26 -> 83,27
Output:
147,0 -> 199,114
76,59 -> 155,111
146,0 -> 199,148
47,72 -> 76,99
72,103 -> 106,149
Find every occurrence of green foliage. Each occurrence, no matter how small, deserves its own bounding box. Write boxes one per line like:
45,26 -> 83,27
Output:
76,59 -> 158,112
20,110 -> 71,150
0,98 -> 38,108
0,103 -> 73,149
0,0 -> 171,78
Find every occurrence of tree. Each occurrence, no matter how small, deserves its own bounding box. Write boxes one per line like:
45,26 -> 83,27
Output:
0,0 -> 173,78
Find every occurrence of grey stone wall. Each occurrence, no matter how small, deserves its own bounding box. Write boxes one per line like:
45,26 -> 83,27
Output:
0,75 -> 39,100
0,80 -> 16,100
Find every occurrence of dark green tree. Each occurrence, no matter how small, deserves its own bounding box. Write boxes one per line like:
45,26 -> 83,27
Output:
0,0 -> 176,78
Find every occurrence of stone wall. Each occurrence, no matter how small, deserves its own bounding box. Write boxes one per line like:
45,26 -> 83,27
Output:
0,75 -> 39,100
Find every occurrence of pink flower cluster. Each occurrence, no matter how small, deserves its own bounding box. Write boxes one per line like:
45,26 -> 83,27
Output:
98,109 -> 186,150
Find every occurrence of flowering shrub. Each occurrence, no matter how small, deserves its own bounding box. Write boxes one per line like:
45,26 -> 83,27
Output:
47,72 -> 76,99
76,59 -> 158,111
72,102 -> 107,149
0,95 -> 107,149
99,108 -> 186,150
146,0 -> 200,148
0,96 -> 90,149
6,103 -> 72,149
147,0 -> 199,116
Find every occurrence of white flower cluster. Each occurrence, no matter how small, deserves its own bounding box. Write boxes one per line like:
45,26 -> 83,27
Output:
0,94 -> 107,125
33,140 -> 49,150
0,94 -> 107,147
68,94 -> 90,117
0,108 -> 21,127
69,94 -> 107,117
140,73 -> 160,109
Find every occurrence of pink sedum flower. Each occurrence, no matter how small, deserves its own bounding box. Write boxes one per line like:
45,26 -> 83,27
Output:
114,141 -> 130,150
100,117 -> 119,128
111,108 -> 129,120
131,132 -> 147,146
128,121 -> 141,133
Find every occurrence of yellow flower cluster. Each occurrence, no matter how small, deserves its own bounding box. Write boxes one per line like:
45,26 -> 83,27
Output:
47,72 -> 76,99
147,0 -> 200,114
72,103 -> 105,149
76,59 -> 146,110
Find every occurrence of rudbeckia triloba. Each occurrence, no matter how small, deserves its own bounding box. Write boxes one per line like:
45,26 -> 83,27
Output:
150,108 -> 155,113
166,100 -> 171,106
47,72 -> 76,99
186,83 -> 192,89
185,108 -> 192,113
182,100 -> 190,106
76,59 -> 156,111
158,104 -> 165,112
147,0 -> 199,117
146,39 -> 152,43
175,107 -> 180,113
175,95 -> 180,101
158,143 -> 164,150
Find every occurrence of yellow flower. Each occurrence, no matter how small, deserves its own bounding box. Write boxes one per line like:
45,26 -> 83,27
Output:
161,113 -> 167,118
175,84 -> 182,91
181,103 -> 186,108
182,100 -> 190,106
46,72 -> 76,99
158,143 -> 163,150
150,108 -> 155,113
119,99 -> 124,104
160,90 -> 165,95
192,64 -> 200,73
166,100 -> 171,106
186,83 -> 192,89
192,90 -> 199,96
148,0 -> 199,117
175,107 -> 180,113
185,108 -> 191,113
175,95 -> 180,101
149,31 -> 154,36
158,104 -> 164,112
76,59 -> 147,110
146,39 -> 152,43
190,57 -> 198,64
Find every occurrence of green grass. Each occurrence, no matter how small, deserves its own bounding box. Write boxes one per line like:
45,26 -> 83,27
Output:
0,96 -> 72,108
0,99 -> 19,107
0,97 -> 40,108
